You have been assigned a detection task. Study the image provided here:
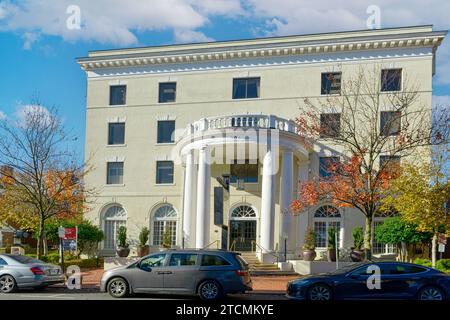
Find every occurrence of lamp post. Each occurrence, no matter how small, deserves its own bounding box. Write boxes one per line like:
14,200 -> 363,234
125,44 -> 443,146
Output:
283,232 -> 288,262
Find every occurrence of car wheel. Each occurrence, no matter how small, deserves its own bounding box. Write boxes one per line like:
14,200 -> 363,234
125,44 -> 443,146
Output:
107,277 -> 129,298
307,284 -> 332,301
418,286 -> 445,301
0,275 -> 18,293
198,280 -> 222,301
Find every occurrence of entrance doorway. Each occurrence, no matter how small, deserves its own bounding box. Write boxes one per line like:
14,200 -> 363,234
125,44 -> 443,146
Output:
229,205 -> 257,252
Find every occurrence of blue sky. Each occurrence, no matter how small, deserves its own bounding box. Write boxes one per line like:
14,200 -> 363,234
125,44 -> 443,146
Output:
0,0 -> 449,156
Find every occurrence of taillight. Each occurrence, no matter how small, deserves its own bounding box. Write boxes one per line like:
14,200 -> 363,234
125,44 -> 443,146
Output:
30,267 -> 45,275
235,270 -> 248,276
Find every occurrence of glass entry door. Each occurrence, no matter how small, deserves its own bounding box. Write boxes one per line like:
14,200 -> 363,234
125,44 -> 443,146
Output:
229,220 -> 257,251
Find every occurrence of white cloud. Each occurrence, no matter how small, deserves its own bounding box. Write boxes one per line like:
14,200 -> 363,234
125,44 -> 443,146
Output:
433,95 -> 450,108
174,29 -> 214,43
0,0 -> 243,46
0,111 -> 6,120
22,31 -> 40,50
14,104 -> 52,127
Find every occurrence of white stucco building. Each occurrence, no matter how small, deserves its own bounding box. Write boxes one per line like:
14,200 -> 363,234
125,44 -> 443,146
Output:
78,25 -> 446,262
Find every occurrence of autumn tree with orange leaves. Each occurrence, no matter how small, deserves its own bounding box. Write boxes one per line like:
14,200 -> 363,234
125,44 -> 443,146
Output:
0,102 -> 92,258
291,66 -> 449,259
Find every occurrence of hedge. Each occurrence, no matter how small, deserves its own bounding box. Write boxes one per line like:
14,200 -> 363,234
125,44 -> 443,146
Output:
414,258 -> 450,273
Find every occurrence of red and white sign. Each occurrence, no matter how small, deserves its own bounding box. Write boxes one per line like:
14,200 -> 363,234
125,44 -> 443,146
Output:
64,227 -> 77,240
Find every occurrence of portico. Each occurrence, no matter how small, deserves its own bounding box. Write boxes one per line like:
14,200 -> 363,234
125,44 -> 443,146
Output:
177,114 -> 309,258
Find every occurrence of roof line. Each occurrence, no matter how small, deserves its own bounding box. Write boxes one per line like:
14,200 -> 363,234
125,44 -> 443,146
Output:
87,25 -> 437,55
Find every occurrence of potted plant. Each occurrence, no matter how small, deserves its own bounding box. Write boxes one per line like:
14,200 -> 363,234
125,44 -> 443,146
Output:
137,227 -> 150,257
350,226 -> 365,262
301,227 -> 316,261
161,227 -> 172,249
327,226 -> 337,262
116,226 -> 130,257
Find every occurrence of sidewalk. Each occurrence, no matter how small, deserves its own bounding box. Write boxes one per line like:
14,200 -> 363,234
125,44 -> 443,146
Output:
76,268 -> 298,294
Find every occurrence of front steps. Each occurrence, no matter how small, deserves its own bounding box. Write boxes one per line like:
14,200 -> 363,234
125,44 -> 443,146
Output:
239,252 -> 298,276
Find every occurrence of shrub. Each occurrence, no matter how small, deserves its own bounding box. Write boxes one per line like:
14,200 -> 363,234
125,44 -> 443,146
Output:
327,226 -> 336,250
64,257 -> 104,269
302,227 -> 316,251
352,226 -> 364,250
117,226 -> 128,248
436,259 -> 450,272
138,227 -> 150,247
162,227 -> 172,248
413,258 -> 432,267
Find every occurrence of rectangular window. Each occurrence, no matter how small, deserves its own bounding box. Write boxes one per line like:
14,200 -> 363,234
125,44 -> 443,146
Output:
230,161 -> 258,183
380,111 -> 401,136
152,221 -> 176,246
201,255 -> 231,266
108,123 -> 125,145
109,85 -> 126,105
320,113 -> 341,138
107,162 -> 123,185
379,155 -> 401,176
314,221 -> 341,248
232,78 -> 260,99
156,161 -> 174,184
321,72 -> 341,95
159,82 -> 176,103
319,157 -> 340,178
381,69 -> 402,92
157,120 -> 175,143
169,253 -> 198,266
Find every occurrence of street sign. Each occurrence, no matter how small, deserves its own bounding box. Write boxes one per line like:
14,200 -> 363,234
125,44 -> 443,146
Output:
64,227 -> 77,240
438,244 -> 445,253
58,227 -> 65,238
438,233 -> 447,245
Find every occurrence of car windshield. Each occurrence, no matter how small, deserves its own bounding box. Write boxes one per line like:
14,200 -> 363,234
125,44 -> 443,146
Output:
6,254 -> 44,264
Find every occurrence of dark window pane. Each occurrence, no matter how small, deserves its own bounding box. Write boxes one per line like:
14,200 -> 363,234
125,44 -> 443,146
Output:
156,161 -> 174,184
157,121 -> 175,143
321,72 -> 341,95
380,111 -> 401,136
169,254 -> 198,266
110,85 -> 126,105
381,69 -> 402,92
319,157 -> 340,177
0,258 -> 7,265
201,255 -> 231,266
233,78 -> 260,99
107,162 -> 124,184
108,123 -> 125,145
230,160 -> 258,183
159,82 -> 176,103
320,113 -> 341,138
404,265 -> 426,274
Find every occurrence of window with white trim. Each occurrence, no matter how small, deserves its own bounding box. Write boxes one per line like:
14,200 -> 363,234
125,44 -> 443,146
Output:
372,211 -> 397,255
151,205 -> 178,246
313,205 -> 342,248
103,205 -> 127,250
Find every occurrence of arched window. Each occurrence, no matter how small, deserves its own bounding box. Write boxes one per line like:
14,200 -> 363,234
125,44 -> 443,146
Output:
230,205 -> 256,219
151,204 -> 178,246
103,205 -> 127,250
313,205 -> 342,248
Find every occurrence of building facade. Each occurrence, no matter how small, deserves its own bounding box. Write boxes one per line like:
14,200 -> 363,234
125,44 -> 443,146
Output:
78,26 -> 446,261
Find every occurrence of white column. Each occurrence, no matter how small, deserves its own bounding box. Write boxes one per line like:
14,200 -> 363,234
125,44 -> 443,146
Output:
280,149 -> 294,260
182,150 -> 195,248
195,146 -> 211,249
260,149 -> 276,252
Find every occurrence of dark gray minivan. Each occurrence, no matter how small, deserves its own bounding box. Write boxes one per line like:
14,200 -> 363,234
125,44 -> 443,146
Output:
100,249 -> 252,300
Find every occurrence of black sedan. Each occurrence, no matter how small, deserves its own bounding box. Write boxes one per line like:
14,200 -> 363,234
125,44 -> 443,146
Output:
287,262 -> 450,300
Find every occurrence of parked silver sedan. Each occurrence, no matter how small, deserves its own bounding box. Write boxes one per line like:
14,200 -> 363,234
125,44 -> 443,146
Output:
0,254 -> 65,293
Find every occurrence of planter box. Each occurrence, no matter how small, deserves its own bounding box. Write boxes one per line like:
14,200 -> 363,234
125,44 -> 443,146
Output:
288,260 -> 355,275
277,262 -> 293,271
104,257 -> 140,271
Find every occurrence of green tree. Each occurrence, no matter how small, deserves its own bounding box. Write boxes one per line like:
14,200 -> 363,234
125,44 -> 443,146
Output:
374,217 -> 432,262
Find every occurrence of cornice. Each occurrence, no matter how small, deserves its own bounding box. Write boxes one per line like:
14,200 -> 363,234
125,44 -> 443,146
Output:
77,30 -> 447,71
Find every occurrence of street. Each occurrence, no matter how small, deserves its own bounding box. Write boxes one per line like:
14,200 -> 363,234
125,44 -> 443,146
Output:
0,286 -> 288,301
